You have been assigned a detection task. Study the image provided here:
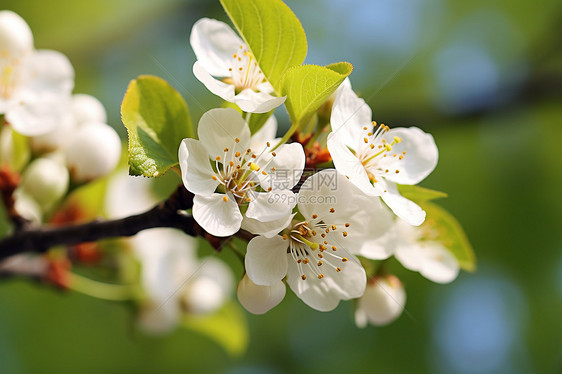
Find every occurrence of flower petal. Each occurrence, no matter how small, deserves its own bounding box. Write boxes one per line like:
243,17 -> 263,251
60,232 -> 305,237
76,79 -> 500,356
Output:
245,235 -> 288,286
197,107 -> 250,160
0,11 -> 34,59
246,190 -> 296,222
242,213 -> 295,238
178,138 -> 219,196
7,92 -> 69,136
234,88 -> 286,113
395,242 -> 459,284
193,61 -> 237,102
192,193 -> 242,237
327,133 -> 381,196
358,275 -> 406,326
330,79 -> 372,150
24,49 -> 74,95
382,181 -> 426,226
190,18 -> 244,77
382,127 -> 438,185
250,114 -> 278,150
259,142 -> 305,191
237,273 -> 286,314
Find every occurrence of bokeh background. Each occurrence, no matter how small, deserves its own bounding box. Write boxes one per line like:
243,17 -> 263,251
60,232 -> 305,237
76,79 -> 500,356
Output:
1,0 -> 561,373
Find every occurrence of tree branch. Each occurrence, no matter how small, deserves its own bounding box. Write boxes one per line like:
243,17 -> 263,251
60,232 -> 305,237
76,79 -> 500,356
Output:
0,185 -> 201,261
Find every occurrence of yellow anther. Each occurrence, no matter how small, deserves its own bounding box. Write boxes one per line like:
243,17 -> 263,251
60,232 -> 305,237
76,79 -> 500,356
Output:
301,275 -> 307,280
370,144 -> 375,149
364,137 -> 369,143
312,214 -> 318,219
215,156 -> 221,161
345,223 -> 350,227
331,225 -> 336,230
249,163 -> 260,171
311,230 -> 317,236
223,196 -> 229,202
342,231 -> 348,237
321,233 -> 326,238
332,246 -> 337,251
363,126 -> 368,130
212,175 -> 218,180
372,121 -> 377,126
385,169 -> 389,173
329,208 -> 335,213
367,132 -> 373,136
238,67 -> 243,71
385,144 -> 392,151
318,274 -> 324,279
235,138 -> 240,143
399,155 -> 404,160
317,261 -> 323,266
394,136 -> 402,143
262,171 -> 268,175
395,170 -> 400,173
235,151 -> 241,157
229,161 -> 234,167
342,257 -> 348,262
233,54 -> 237,58
271,152 -> 277,157
336,267 -> 342,272
267,187 -> 272,192
282,234 -> 288,240
224,147 -> 229,152
266,142 -> 271,147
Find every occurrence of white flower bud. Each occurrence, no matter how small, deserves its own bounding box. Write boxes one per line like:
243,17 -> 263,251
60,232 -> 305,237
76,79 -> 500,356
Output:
18,157 -> 69,212
29,113 -> 74,153
356,275 -> 406,327
71,94 -> 107,125
65,122 -> 121,183
0,11 -> 33,60
13,189 -> 42,223
237,273 -> 285,314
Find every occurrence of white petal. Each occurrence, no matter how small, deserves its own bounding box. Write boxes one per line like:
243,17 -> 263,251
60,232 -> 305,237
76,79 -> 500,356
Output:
71,94 -> 107,125
250,114 -> 277,148
193,61 -> 237,102
330,79 -> 372,150
356,202 -> 397,260
241,213 -> 294,238
259,142 -> 305,191
382,127 -> 438,185
7,92 -> 69,136
245,235 -> 288,286
197,107 -> 250,160
185,257 -> 234,314
396,242 -> 459,284
24,49 -> 74,95
286,256 -> 366,311
28,111 -> 74,153
192,193 -> 242,237
358,275 -> 406,326
178,138 -> 219,196
246,190 -> 296,222
18,157 -> 68,212
382,182 -> 426,226
234,88 -> 286,113
105,169 -> 157,219
327,133 -> 381,196
0,11 -> 33,59
190,18 -> 244,77
137,302 -> 179,335
237,273 -> 286,314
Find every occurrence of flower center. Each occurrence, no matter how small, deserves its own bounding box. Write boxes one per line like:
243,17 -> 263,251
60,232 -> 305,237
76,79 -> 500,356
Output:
284,217 -> 352,281
227,46 -> 267,92
211,139 -> 276,204
354,122 -> 405,183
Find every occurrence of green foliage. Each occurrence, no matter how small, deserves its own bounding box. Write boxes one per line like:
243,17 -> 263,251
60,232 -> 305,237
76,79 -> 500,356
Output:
277,62 -> 353,146
248,110 -> 274,135
397,184 -> 448,202
183,301 -> 248,357
219,0 -> 307,90
422,202 -> 476,272
121,75 -> 193,177
0,126 -> 30,172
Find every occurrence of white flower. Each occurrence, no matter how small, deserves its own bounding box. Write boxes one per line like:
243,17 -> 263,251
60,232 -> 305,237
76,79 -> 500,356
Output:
392,218 -> 460,284
237,273 -> 286,315
190,18 -> 286,113
132,229 -> 234,334
178,108 -> 305,237
65,121 -> 121,183
355,275 -> 406,327
327,80 -> 438,226
244,170 -> 392,312
0,11 -> 74,136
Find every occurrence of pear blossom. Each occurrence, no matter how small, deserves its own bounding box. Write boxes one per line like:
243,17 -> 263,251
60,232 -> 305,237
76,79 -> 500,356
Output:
355,275 -> 406,327
190,18 -> 285,113
237,273 -> 286,315
132,228 -> 234,334
327,80 -> 438,226
245,170 -> 393,311
178,108 -> 305,237
0,11 -> 74,136
392,218 -> 460,284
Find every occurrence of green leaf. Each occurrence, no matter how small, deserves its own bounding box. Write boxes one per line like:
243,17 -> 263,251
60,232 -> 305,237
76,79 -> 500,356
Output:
219,0 -> 307,90
397,184 -> 448,202
182,301 -> 248,357
121,75 -> 193,177
276,62 -> 353,146
422,202 -> 476,272
248,110 -> 274,135
0,126 -> 30,172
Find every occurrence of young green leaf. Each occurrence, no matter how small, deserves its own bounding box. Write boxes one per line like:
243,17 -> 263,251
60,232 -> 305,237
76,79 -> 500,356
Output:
121,75 -> 193,177
422,202 -> 476,272
219,0 -> 307,90
277,62 -> 353,146
398,184 -> 448,202
0,126 -> 30,172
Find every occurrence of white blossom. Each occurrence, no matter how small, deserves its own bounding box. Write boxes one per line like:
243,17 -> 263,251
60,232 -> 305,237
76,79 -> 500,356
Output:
355,275 -> 406,327
190,18 -> 285,113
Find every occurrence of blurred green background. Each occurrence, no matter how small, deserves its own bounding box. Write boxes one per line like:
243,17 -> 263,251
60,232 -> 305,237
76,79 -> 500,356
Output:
1,0 -> 561,373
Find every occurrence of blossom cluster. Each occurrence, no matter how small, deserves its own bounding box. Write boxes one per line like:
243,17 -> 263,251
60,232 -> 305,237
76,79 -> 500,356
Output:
179,18 -> 462,325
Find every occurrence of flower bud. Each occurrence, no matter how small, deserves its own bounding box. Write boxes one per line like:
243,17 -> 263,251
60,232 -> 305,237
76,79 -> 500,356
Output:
65,122 -> 121,183
18,157 -> 69,213
355,275 -> 406,327
237,273 -> 285,314
71,94 -> 107,125
13,189 -> 42,223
